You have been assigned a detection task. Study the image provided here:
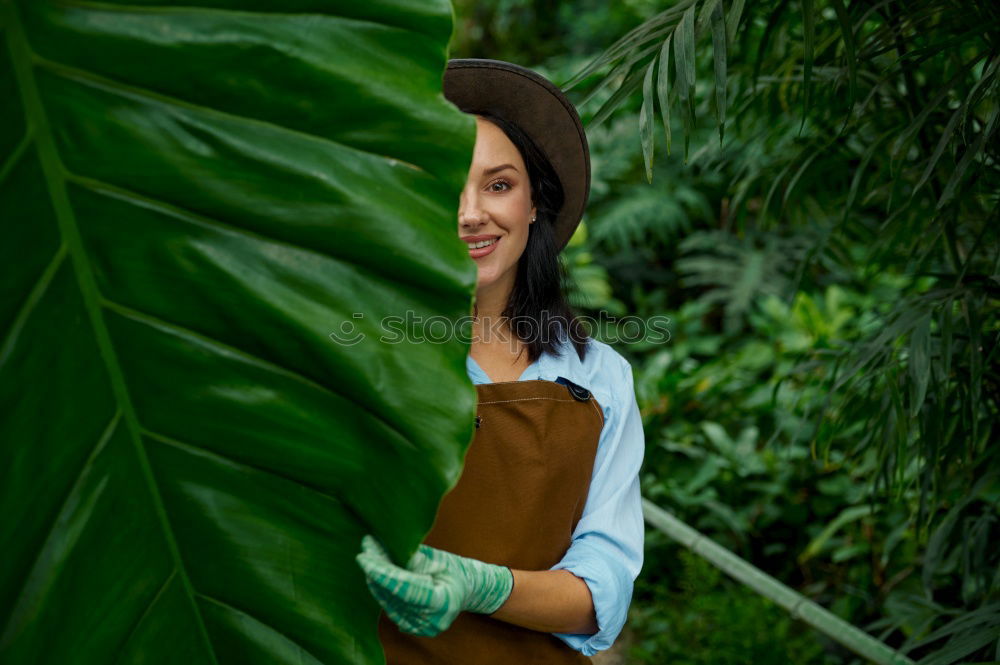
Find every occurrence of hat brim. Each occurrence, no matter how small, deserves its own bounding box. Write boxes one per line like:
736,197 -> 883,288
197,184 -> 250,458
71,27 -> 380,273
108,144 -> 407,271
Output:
443,59 -> 590,252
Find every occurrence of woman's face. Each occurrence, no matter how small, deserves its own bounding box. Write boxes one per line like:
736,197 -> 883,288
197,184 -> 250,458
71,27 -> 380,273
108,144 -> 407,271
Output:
458,116 -> 536,293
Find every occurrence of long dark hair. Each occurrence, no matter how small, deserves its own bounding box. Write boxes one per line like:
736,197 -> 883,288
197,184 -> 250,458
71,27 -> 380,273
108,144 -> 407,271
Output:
471,110 -> 590,364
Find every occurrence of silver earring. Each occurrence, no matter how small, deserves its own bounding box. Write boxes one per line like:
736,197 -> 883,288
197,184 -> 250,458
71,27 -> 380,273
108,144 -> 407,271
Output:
531,215 -> 536,222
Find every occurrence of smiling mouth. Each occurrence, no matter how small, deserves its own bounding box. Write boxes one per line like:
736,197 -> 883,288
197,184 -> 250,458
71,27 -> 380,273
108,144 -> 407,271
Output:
467,236 -> 500,258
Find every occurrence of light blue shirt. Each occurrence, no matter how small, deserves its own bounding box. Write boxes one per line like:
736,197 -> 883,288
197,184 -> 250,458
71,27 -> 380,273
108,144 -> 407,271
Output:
466,337 -> 645,656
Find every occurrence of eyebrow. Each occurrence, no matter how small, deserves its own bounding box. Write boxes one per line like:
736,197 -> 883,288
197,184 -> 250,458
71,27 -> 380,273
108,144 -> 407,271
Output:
483,163 -> 519,176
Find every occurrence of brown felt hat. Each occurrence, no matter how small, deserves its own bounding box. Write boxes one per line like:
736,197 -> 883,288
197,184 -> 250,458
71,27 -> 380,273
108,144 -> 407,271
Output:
443,59 -> 590,252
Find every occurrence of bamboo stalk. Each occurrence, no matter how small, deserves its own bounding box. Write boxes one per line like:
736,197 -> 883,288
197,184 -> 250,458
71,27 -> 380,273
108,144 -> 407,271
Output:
642,499 -> 914,665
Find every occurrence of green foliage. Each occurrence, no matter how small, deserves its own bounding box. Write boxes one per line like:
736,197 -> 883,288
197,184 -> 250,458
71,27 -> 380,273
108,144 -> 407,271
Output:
0,1 -> 475,662
629,549 -> 843,664
566,0 -> 999,526
556,1 -> 999,662
628,254 -> 998,663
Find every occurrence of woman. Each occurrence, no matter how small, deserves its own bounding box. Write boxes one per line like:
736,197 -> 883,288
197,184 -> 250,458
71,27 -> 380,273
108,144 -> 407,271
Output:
356,59 -> 645,664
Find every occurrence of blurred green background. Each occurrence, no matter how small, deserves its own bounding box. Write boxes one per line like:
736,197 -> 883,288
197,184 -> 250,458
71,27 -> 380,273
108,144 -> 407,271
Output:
451,2 -> 999,663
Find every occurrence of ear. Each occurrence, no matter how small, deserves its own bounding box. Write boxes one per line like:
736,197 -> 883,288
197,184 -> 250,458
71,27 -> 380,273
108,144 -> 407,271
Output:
530,205 -> 537,224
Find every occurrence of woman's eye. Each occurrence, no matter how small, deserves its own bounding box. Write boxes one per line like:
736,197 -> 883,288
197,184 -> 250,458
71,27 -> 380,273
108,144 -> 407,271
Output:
488,180 -> 511,193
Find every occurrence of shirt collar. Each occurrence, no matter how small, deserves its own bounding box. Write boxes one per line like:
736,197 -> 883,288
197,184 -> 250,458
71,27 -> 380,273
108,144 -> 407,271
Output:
465,337 -> 595,390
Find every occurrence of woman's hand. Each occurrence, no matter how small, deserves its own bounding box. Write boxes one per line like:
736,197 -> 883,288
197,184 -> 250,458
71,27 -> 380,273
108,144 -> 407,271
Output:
355,535 -> 514,637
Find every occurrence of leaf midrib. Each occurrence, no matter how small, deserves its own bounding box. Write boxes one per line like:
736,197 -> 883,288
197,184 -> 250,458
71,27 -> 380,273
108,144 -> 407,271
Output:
2,3 -> 219,660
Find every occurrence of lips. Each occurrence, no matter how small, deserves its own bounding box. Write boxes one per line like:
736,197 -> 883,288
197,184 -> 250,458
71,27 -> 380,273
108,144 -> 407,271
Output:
466,236 -> 499,259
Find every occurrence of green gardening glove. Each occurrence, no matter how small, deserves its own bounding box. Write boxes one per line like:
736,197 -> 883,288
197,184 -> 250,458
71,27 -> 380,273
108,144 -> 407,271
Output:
355,534 -> 514,637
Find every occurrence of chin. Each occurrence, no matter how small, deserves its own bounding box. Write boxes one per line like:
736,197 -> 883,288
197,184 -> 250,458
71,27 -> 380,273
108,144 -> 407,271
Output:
473,261 -> 514,293
473,266 -> 497,286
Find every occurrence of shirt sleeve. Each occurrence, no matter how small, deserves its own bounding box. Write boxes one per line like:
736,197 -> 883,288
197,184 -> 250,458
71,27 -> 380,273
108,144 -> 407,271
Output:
549,359 -> 645,656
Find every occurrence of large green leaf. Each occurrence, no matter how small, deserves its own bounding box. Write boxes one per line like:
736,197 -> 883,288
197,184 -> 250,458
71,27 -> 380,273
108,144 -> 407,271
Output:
0,1 -> 476,663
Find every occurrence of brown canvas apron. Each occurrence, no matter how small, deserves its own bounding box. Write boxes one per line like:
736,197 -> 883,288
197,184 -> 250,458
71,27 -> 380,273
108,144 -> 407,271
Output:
378,377 -> 605,664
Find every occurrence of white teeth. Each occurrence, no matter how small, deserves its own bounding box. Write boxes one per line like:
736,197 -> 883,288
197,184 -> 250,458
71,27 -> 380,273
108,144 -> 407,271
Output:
467,238 -> 497,249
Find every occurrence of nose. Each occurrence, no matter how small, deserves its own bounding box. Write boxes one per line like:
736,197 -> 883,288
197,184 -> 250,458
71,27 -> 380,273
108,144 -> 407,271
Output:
458,188 -> 487,230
